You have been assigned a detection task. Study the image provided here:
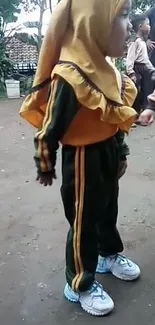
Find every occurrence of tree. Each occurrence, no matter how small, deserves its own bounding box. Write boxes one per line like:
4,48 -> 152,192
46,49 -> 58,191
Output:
0,0 -> 21,36
0,0 -> 22,94
18,0 -> 49,52
132,0 -> 155,13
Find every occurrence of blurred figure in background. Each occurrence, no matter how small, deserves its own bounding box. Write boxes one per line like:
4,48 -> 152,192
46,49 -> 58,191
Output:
138,91 -> 155,125
126,14 -> 155,116
138,7 -> 155,126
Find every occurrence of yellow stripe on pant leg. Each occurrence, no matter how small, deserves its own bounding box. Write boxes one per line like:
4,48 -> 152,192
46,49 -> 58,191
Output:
75,147 -> 85,291
72,147 -> 80,291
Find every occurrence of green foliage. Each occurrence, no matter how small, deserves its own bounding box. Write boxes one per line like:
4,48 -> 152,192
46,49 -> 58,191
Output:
0,42 -> 13,95
15,21 -> 41,51
21,0 -> 45,12
20,76 -> 34,96
0,0 -> 21,26
14,31 -> 40,48
132,0 -> 155,13
115,58 -> 126,73
0,0 -> 20,96
17,1 -> 46,52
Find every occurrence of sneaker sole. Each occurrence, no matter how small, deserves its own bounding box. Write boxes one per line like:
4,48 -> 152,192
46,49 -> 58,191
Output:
64,286 -> 114,316
96,269 -> 141,281
80,301 -> 114,316
96,268 -> 110,274
64,285 -> 79,303
112,270 -> 141,281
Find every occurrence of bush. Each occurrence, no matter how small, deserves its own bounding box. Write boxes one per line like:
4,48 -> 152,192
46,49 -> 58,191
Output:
0,41 -> 13,97
115,57 -> 126,73
20,75 -> 34,96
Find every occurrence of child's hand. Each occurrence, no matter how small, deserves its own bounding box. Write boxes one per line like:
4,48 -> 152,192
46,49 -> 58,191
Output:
151,71 -> 155,82
131,75 -> 137,85
36,171 -> 56,186
146,39 -> 155,51
118,160 -> 128,179
138,109 -> 155,126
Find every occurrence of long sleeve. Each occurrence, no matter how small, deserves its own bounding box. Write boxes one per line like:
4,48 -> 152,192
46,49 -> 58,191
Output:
34,77 -> 79,175
126,42 -> 137,77
115,130 -> 130,160
126,39 -> 155,76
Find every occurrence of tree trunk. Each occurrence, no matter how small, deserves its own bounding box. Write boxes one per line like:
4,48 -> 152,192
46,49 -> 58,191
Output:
49,0 -> 52,12
37,0 -> 45,51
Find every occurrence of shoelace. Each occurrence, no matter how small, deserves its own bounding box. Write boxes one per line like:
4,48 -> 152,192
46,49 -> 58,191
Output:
89,281 -> 106,300
114,254 -> 131,267
99,254 -> 132,268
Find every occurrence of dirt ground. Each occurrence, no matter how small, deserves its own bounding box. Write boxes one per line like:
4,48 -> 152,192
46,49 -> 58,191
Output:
0,99 -> 155,325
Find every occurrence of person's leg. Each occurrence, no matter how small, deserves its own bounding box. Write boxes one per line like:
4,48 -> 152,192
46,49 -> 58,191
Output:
136,69 -> 155,126
61,144 -> 114,316
141,48 -> 155,109
61,145 -> 98,292
97,180 -> 123,257
96,180 -> 140,281
133,89 -> 142,115
96,137 -> 141,281
133,64 -> 143,115
141,69 -> 153,111
94,137 -> 123,256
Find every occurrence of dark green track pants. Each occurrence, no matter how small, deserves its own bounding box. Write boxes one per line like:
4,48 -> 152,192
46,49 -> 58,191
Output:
61,137 -> 123,292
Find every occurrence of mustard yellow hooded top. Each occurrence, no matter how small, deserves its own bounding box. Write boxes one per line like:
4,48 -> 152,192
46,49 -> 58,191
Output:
20,0 -> 137,129
19,0 -> 137,172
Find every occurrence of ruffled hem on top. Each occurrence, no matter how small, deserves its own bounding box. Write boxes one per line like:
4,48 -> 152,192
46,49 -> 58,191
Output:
52,63 -> 137,132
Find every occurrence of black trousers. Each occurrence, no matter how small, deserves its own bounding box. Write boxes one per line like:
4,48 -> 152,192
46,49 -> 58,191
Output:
61,137 -> 123,292
133,62 -> 152,113
143,49 -> 155,105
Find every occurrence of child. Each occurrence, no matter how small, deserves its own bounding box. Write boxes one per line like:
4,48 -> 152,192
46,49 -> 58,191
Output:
19,0 -> 140,317
126,14 -> 155,114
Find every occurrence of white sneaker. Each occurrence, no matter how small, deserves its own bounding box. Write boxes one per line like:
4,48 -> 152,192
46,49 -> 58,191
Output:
64,281 -> 114,316
96,254 -> 141,281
